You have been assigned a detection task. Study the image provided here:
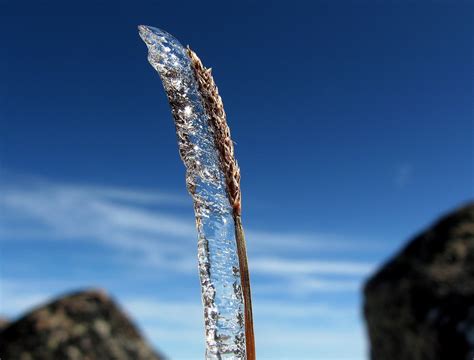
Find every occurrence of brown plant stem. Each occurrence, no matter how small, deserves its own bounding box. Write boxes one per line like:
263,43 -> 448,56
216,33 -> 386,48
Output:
234,214 -> 256,360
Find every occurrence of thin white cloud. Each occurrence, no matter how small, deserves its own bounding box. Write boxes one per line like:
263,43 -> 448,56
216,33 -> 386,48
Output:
253,300 -> 358,319
0,174 -> 189,206
0,179 -> 197,271
65,184 -> 189,206
251,257 -> 374,276
394,163 -> 413,188
252,277 -> 363,296
247,230 -> 383,252
290,276 -> 363,293
91,201 -> 195,238
0,174 -> 376,336
1,180 -> 194,238
1,177 -> 377,272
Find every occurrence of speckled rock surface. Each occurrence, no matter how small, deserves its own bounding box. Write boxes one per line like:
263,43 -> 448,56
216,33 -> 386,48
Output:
0,289 -> 165,360
364,202 -> 474,360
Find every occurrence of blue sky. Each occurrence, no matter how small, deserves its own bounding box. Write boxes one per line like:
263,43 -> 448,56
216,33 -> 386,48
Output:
1,0 -> 473,359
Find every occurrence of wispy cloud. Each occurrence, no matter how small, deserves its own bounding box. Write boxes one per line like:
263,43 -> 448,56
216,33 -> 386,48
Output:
1,177 -> 197,270
394,163 -> 413,188
253,276 -> 363,296
0,173 -> 376,344
248,257 -> 372,296
1,180 -> 376,253
289,276 -> 363,293
247,230 -> 384,252
252,257 -> 374,276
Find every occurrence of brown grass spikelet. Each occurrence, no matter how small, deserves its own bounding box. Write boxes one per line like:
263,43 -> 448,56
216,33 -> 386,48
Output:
186,47 -> 242,216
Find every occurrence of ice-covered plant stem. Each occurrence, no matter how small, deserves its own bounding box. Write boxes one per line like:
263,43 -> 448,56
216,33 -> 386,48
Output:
138,25 -> 255,360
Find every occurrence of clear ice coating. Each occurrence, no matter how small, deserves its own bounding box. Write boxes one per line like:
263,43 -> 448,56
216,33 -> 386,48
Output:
138,26 -> 246,359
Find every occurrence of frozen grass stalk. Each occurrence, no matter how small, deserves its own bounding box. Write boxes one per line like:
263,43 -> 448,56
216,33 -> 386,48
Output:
138,26 -> 255,360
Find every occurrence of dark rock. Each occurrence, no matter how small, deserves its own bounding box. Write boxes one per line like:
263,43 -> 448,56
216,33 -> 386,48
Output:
0,289 -> 165,360
0,317 -> 10,331
364,202 -> 474,360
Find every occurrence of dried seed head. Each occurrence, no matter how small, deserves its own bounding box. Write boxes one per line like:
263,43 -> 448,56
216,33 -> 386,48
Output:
187,47 -> 242,216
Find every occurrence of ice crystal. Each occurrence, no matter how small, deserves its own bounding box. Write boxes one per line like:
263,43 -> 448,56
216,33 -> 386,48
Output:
138,25 -> 246,359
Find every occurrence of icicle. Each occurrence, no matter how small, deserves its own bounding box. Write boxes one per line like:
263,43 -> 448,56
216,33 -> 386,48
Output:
138,25 -> 254,360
